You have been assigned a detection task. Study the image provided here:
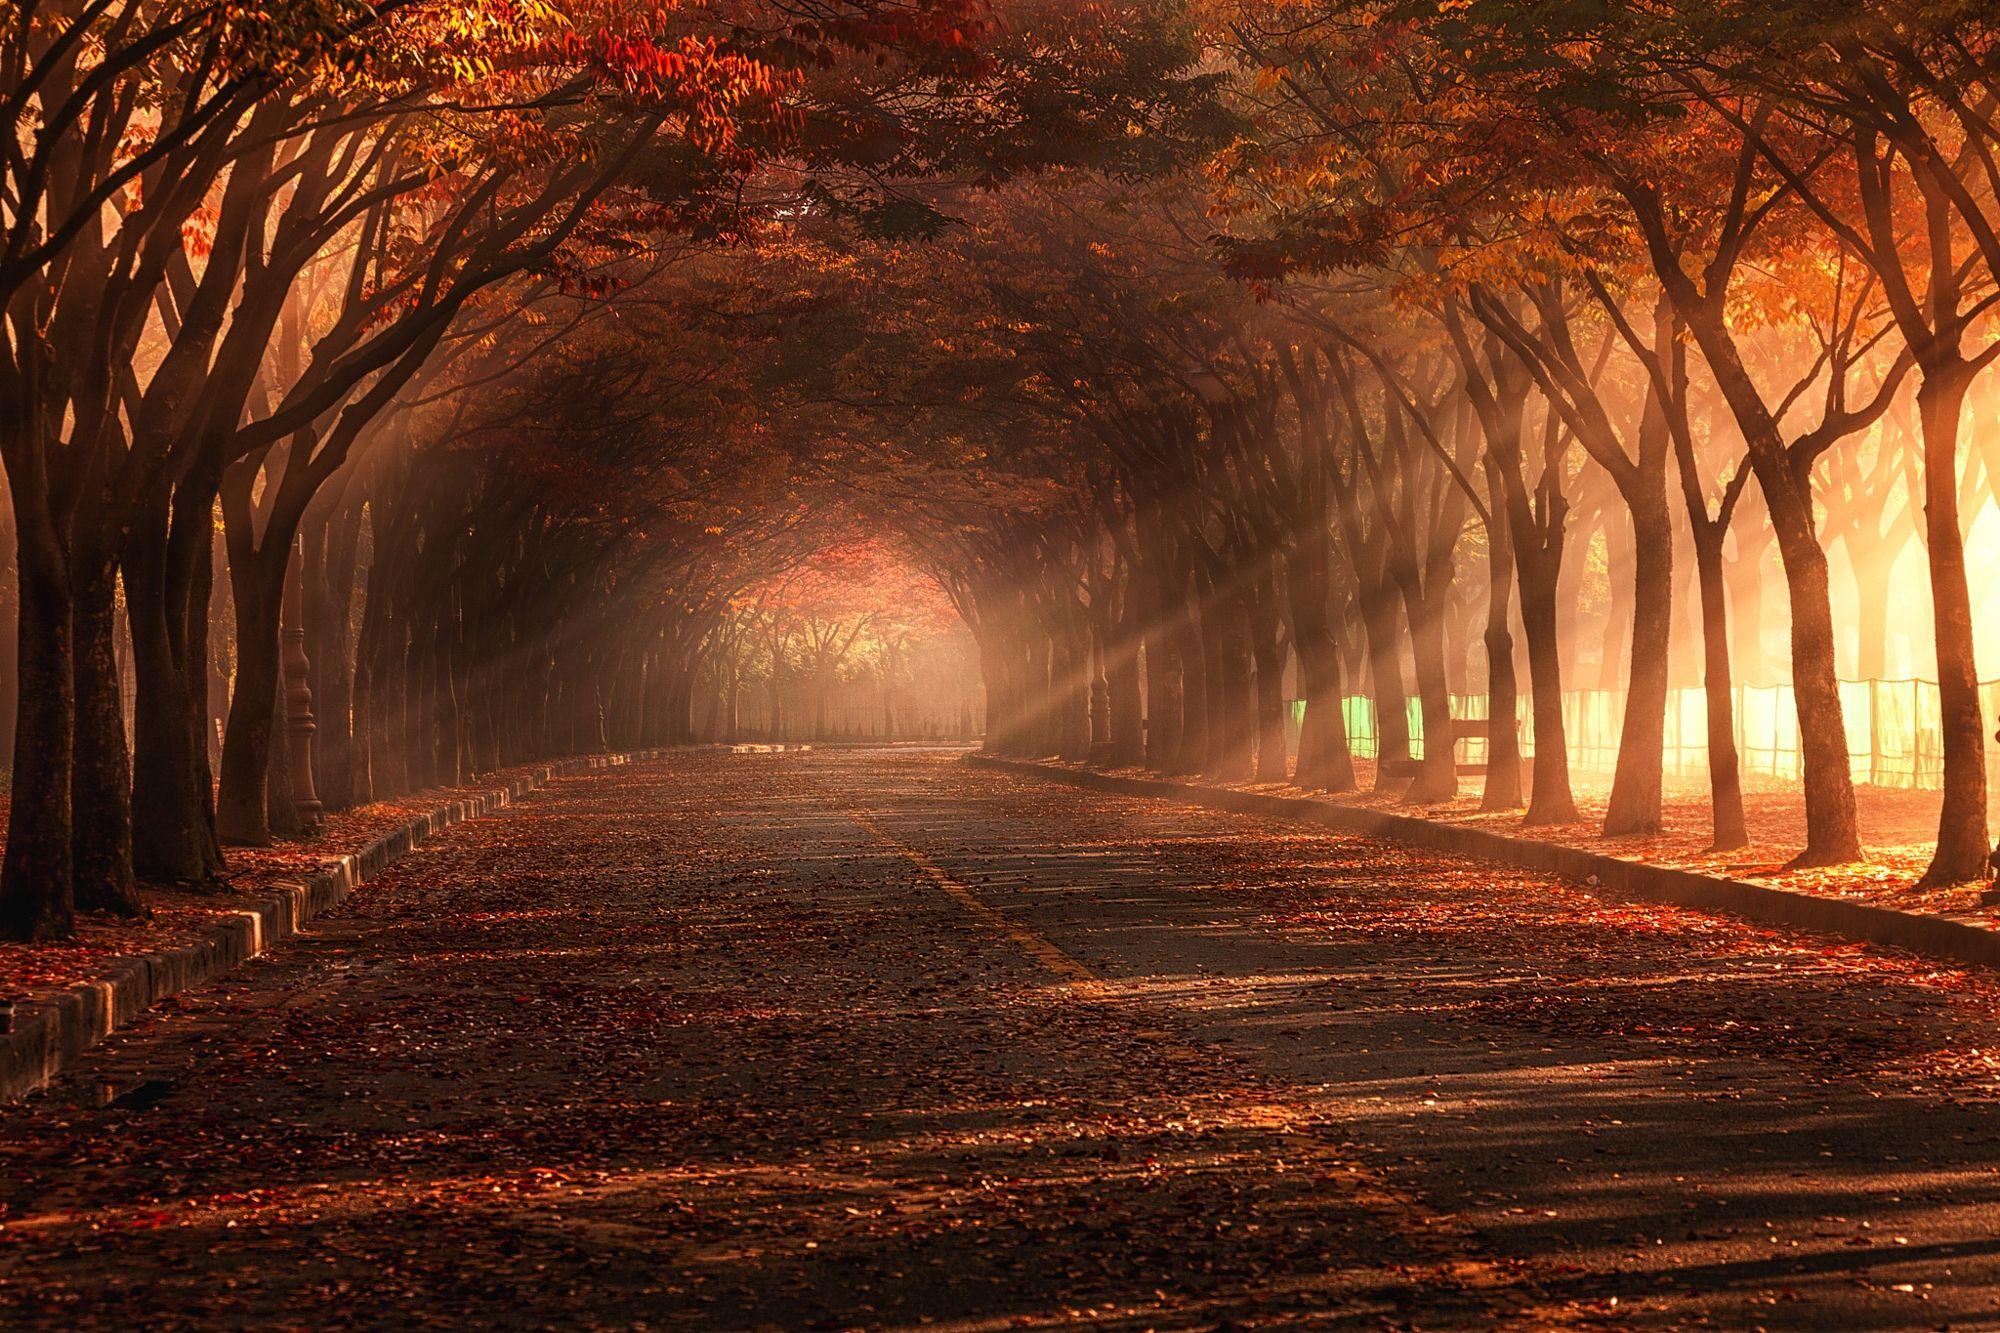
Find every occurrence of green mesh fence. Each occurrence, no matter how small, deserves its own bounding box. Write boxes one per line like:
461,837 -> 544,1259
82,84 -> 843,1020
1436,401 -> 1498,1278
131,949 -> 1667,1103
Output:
1288,679 -> 2000,789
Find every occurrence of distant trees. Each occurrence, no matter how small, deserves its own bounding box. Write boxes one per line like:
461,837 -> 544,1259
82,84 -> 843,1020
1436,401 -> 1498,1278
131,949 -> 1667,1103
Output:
720,543 -> 977,743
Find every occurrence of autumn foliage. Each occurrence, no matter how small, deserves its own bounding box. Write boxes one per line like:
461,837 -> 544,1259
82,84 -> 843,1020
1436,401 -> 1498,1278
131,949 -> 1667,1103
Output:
9,0 -> 2000,941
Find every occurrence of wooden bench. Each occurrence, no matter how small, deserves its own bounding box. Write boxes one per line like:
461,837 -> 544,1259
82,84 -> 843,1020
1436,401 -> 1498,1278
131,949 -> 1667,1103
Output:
1377,717 -> 1518,779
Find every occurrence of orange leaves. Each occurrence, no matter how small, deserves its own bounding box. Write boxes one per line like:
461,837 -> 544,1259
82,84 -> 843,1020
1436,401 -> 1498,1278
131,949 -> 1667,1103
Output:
179,202 -> 219,260
580,29 -> 796,165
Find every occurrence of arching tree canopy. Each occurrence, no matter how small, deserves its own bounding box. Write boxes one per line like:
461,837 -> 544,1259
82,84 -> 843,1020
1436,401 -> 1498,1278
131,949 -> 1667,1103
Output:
8,0 -> 2000,940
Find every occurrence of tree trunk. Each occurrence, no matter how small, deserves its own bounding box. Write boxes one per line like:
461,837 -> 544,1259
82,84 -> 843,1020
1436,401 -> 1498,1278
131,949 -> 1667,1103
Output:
725,656 -> 741,744
1140,553 -> 1183,772
1692,529 -> 1749,850
974,635 -> 1009,752
1852,554 -> 1892,682
407,618 -> 436,785
1106,608 -> 1144,767
1085,608 -> 1111,760
1403,588 -> 1458,805
1916,365 -> 1990,885
1603,490 -> 1673,836
433,608 -> 463,785
1358,577 -> 1412,779
264,661 -> 302,840
351,599 -> 381,807
304,496 -> 362,810
1055,604 -> 1091,761
0,516 -> 18,768
1516,547 -> 1579,824
1206,578 -> 1255,781
0,561 -> 75,940
1172,582 -> 1208,776
1143,615 -> 1182,773
378,627 -> 410,796
1596,512 -> 1634,690
1247,560 -> 1290,783
125,488 -> 228,885
1767,504 -> 1861,862
204,579 -> 230,776
217,572 -> 284,845
1682,304 -> 1862,866
1285,543 -> 1356,793
1025,632 -> 1053,755
69,552 -> 142,915
1480,495 -> 1524,812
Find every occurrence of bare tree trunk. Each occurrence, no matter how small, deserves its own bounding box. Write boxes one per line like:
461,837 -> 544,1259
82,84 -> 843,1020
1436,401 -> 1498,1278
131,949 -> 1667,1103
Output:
1054,599 -> 1092,761
434,601 -> 464,785
304,493 -> 363,810
1402,586 -> 1459,805
1,557 -> 75,940
1172,578 -> 1209,776
1767,498 -> 1860,861
1480,481 -> 1523,811
1285,543 -> 1355,793
1692,531 -> 1749,849
1106,593 -> 1144,767
1603,488 -> 1673,836
216,565 -> 284,846
1138,542 -> 1184,771
264,662 -> 302,840
1205,573 -> 1255,781
1654,251 -> 1863,864
125,484 -> 227,884
1516,551 -> 1579,823
1357,575 -> 1412,780
1596,513 -> 1634,690
1915,366 -> 1990,884
1247,558 -> 1290,783
0,508 -> 17,767
69,550 -> 142,915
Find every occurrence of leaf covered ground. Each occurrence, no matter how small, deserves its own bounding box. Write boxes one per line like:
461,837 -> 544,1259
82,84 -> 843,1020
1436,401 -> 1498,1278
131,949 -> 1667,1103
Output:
1078,755 -> 2000,915
7,751 -> 2000,1327
0,763 -> 568,1000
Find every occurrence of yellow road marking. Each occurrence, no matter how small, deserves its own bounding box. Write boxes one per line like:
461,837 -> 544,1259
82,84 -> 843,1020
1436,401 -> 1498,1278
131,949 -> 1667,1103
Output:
848,810 -> 1105,992
846,803 -> 1602,1328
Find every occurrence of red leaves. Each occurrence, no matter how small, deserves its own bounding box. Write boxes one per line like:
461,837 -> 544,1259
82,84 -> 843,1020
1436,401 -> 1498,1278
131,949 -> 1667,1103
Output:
8,751 -> 2000,1326
0,761 -> 569,1008
582,30 -> 797,164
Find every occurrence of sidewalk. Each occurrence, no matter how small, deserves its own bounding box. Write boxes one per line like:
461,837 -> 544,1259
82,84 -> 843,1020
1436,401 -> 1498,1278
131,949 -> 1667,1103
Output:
0,755 -> 633,1100
1324,759 -> 2000,918
0,764 -> 544,1001
975,753 -> 2000,965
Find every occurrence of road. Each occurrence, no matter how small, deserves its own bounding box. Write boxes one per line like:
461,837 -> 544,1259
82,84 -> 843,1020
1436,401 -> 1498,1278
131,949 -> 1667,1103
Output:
6,749 -> 2000,1328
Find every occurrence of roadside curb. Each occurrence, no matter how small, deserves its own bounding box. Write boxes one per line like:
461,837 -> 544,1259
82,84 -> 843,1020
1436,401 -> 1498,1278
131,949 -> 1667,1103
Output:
1,752 -> 647,1104
967,755 -> 2000,973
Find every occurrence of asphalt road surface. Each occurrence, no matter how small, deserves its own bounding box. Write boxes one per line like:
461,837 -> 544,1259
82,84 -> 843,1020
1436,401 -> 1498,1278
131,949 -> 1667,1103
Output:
7,749 -> 2000,1329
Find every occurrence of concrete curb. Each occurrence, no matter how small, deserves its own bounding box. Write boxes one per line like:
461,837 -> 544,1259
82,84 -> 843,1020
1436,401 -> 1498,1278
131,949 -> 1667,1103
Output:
0,752 -> 646,1104
968,755 -> 2000,972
